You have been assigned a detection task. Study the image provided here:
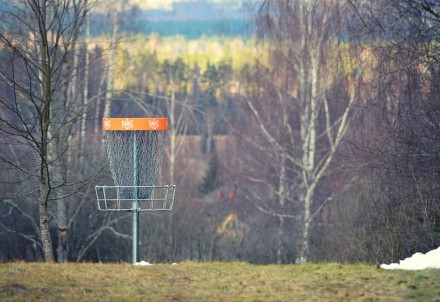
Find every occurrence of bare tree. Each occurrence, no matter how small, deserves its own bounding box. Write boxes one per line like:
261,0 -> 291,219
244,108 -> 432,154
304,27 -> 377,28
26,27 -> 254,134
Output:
243,0 -> 362,263
0,0 -> 91,262
345,0 -> 440,261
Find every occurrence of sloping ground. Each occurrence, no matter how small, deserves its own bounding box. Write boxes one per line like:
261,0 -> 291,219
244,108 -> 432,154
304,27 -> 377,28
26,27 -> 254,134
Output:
1,262 -> 439,301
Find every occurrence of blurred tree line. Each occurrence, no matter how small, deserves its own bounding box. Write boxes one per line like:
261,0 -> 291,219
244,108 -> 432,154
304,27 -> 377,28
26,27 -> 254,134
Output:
0,0 -> 439,264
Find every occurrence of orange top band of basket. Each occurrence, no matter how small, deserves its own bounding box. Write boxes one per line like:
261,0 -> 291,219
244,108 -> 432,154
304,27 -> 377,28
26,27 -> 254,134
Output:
102,118 -> 168,131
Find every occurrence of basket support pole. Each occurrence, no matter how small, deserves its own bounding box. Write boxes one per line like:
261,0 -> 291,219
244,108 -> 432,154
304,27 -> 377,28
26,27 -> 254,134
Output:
132,134 -> 139,264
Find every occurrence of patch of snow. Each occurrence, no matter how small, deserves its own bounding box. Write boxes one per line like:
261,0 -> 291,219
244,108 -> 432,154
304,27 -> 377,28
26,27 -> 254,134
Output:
134,261 -> 179,266
380,247 -> 440,270
134,261 -> 153,266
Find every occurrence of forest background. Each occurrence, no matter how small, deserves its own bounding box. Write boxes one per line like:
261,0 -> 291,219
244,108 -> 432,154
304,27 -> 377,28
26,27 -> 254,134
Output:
0,0 -> 439,264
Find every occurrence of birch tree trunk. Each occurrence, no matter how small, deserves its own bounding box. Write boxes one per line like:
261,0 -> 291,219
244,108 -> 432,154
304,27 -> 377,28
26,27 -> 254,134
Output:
276,151 -> 287,264
39,78 -> 54,262
53,0 -> 87,263
163,63 -> 188,261
79,16 -> 91,168
38,0 -> 55,263
102,8 -> 118,119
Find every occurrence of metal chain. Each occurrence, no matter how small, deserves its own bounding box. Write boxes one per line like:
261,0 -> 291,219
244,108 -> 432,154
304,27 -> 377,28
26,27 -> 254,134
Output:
104,130 -> 166,198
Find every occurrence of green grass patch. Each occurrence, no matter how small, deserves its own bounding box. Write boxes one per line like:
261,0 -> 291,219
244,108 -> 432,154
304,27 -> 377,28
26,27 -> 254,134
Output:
1,262 -> 439,301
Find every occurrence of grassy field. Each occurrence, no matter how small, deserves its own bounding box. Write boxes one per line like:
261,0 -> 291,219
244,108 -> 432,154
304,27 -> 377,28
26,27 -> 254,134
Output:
1,262 -> 439,301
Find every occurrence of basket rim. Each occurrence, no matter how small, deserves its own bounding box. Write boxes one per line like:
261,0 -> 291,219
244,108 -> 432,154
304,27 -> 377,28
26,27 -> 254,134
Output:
95,184 -> 176,212
102,118 -> 168,131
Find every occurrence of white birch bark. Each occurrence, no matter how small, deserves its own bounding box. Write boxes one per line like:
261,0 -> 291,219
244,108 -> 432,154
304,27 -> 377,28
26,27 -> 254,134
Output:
79,16 -> 90,168
102,9 -> 118,119
38,0 -> 55,263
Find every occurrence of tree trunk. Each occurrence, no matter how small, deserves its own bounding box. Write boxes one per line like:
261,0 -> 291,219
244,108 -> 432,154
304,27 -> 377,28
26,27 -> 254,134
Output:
102,9 -> 117,119
53,37 -> 79,264
296,189 -> 313,264
39,157 -> 54,262
39,197 -> 54,262
276,152 -> 286,264
167,81 -> 177,262
56,201 -> 68,262
276,217 -> 285,264
38,0 -> 54,262
79,16 -> 90,168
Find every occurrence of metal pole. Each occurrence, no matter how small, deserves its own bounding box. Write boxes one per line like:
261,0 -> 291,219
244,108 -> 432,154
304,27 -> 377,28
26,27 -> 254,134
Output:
132,133 -> 139,264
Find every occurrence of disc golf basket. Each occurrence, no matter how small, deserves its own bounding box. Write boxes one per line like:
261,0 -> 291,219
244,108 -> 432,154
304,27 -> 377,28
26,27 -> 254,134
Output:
95,118 -> 176,263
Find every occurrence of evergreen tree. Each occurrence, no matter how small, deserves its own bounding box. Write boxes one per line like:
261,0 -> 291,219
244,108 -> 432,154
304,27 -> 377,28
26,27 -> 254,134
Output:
198,154 -> 222,195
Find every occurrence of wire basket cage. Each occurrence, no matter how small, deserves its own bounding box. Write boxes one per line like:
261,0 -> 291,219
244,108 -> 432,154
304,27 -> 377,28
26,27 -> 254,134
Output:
95,185 -> 176,212
96,118 -> 176,212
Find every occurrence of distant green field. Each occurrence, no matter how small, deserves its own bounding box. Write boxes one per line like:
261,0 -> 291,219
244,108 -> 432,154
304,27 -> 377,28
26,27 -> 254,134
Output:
92,19 -> 251,39
1,262 -> 439,301
142,20 -> 251,38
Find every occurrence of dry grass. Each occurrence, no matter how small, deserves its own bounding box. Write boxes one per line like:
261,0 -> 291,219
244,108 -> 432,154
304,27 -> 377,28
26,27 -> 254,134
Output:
1,262 -> 439,301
